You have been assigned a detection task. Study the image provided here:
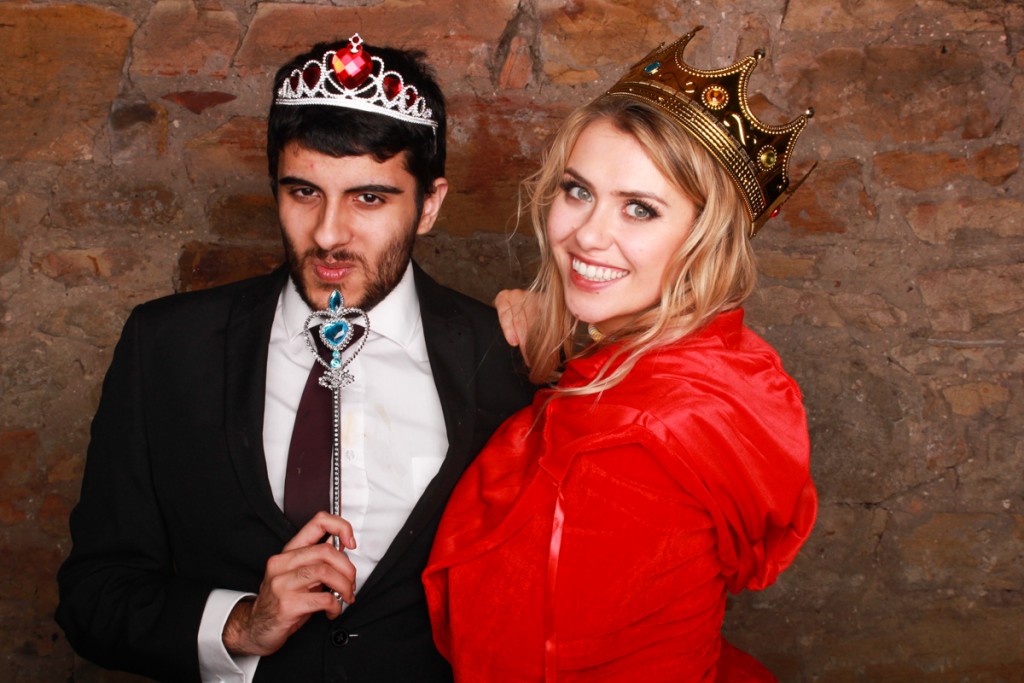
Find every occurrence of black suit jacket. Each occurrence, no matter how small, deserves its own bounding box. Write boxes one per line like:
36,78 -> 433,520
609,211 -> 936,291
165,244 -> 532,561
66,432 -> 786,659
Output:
56,264 -> 536,682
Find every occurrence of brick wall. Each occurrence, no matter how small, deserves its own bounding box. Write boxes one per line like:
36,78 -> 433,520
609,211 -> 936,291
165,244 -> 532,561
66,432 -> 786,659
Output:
1,1 -> 1021,680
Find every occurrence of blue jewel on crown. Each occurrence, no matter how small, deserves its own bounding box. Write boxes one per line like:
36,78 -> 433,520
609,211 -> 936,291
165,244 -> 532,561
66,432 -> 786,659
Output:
304,289 -> 370,391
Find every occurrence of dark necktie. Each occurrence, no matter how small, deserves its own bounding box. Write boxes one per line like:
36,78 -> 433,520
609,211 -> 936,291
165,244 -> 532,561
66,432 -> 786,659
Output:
283,325 -> 363,529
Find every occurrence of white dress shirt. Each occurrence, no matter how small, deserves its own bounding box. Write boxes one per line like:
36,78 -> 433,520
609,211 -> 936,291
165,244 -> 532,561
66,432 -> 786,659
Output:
198,264 -> 448,682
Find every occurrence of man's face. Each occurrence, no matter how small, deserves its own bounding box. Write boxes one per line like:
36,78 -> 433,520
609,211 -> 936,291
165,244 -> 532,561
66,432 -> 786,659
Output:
276,141 -> 447,311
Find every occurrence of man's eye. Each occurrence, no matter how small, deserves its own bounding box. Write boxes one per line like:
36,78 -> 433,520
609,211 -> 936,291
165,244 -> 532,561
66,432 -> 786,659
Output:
291,187 -> 317,199
358,193 -> 383,205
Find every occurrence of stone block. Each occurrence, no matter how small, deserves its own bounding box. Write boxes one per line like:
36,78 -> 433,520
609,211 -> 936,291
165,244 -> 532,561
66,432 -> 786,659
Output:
177,241 -> 282,292
917,263 -> 1024,333
774,158 -> 872,235
942,381 -> 1011,418
109,100 -> 170,163
788,42 -> 1001,144
874,145 -> 1019,191
498,35 -> 533,90
183,117 -> 268,187
130,0 -> 241,78
56,183 -> 180,231
889,511 -> 1023,593
442,94 -> 569,236
210,193 -> 279,241
784,0 -> 916,32
538,0 -> 684,85
34,249 -> 128,287
905,198 -> 1024,244
0,3 -> 134,162
756,251 -> 817,280
0,430 -> 40,488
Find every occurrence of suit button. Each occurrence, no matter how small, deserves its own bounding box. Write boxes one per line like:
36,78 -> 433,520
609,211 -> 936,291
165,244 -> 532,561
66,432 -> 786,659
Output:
330,628 -> 350,647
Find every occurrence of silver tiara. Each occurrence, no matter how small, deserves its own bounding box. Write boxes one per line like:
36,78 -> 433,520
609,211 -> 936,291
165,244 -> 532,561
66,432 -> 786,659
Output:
275,34 -> 437,130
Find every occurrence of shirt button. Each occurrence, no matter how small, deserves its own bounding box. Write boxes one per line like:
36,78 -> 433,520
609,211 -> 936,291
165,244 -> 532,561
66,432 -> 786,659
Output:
330,628 -> 350,647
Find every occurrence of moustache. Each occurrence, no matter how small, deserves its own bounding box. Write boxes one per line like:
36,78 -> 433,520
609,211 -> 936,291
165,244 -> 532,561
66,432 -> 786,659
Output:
300,249 -> 369,269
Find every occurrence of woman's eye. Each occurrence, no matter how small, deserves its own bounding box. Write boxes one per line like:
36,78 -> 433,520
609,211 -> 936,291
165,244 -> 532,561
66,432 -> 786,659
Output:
567,184 -> 592,202
626,201 -> 657,219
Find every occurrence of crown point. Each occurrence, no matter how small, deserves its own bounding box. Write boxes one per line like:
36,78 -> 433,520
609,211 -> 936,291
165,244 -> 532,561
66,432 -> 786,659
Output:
348,34 -> 363,53
805,107 -> 815,119
754,49 -> 766,61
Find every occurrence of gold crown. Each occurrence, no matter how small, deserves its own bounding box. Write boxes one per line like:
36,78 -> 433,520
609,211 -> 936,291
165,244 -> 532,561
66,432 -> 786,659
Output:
605,26 -> 813,236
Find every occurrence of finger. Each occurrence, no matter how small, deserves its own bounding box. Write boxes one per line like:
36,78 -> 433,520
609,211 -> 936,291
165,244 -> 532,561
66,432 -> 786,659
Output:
269,560 -> 357,605
495,289 -> 522,346
269,542 -> 357,584
283,512 -> 356,552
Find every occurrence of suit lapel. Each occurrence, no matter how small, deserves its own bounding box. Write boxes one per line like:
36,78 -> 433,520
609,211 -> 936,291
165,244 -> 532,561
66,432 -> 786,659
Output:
356,263 -> 477,599
223,268 -> 295,543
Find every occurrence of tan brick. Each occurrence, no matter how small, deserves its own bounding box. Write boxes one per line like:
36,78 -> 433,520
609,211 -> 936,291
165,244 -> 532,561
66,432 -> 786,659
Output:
788,43 -> 998,143
905,197 -> 1024,244
442,94 -> 570,236
210,193 -> 279,241
178,241 -> 282,292
0,3 -> 134,162
784,0 -> 916,32
875,145 -> 1019,191
538,1 -> 683,85
57,184 -> 179,229
130,0 -> 241,78
942,382 -> 1011,417
917,263 -> 1024,333
774,159 -> 873,235
0,431 -> 40,487
183,117 -> 268,187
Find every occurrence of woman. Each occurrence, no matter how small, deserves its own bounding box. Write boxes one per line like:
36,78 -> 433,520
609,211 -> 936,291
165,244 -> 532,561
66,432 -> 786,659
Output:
424,28 -> 817,681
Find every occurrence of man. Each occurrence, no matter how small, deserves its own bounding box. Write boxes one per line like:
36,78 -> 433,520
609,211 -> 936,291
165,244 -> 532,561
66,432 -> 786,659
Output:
56,36 -> 535,682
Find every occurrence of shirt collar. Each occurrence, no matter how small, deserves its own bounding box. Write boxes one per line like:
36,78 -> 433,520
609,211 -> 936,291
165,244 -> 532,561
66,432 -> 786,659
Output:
281,263 -> 421,349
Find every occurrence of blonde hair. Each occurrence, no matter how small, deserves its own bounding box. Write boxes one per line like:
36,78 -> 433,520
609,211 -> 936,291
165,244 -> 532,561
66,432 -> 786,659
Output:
521,96 -> 757,394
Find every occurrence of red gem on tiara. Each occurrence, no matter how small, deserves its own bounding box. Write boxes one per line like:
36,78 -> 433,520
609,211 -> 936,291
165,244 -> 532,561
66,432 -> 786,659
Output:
332,41 -> 373,89
302,63 -> 321,90
383,75 -> 402,100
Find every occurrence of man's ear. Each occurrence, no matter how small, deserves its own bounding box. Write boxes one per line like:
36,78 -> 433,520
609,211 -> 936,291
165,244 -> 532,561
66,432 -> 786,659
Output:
416,178 -> 449,236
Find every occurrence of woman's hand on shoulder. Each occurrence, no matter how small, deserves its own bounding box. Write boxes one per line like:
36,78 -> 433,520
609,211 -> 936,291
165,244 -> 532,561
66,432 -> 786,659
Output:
494,289 -> 536,348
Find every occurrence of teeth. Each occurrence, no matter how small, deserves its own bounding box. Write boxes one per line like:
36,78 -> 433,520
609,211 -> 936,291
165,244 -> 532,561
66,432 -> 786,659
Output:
572,257 -> 627,283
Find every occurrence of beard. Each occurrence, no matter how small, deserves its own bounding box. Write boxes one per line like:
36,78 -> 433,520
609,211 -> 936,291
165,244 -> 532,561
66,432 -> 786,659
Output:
283,225 -> 417,313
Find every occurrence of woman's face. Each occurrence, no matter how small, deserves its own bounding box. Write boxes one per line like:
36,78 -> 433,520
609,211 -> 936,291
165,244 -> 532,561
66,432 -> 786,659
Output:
547,119 -> 698,333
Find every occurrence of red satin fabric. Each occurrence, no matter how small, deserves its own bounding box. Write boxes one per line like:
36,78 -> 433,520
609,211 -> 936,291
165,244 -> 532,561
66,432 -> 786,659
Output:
424,309 -> 817,681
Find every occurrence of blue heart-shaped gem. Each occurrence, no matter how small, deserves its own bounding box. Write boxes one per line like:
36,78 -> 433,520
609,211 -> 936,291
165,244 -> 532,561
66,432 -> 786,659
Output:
322,320 -> 350,349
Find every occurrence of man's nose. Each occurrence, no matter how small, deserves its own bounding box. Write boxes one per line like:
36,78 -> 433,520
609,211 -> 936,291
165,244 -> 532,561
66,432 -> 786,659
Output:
313,201 -> 354,250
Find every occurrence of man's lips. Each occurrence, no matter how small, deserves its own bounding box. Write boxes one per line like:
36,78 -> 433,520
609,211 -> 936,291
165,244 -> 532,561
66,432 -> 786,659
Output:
313,262 -> 355,282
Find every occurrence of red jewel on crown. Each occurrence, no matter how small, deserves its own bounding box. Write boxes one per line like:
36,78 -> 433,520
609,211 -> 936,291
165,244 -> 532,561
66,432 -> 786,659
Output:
383,74 -> 402,100
332,35 -> 373,89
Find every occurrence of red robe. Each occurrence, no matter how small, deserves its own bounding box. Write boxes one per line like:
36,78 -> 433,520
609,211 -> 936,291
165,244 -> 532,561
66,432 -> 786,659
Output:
424,309 -> 817,681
